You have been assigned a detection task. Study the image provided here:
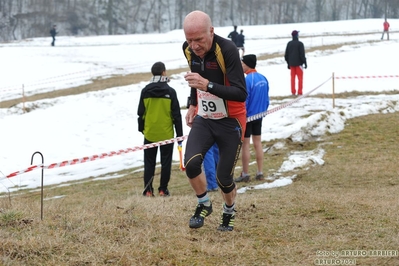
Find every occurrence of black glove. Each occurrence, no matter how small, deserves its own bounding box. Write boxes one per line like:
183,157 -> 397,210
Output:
178,141 -> 182,146
287,65 -> 290,69
138,117 -> 144,133
304,63 -> 307,69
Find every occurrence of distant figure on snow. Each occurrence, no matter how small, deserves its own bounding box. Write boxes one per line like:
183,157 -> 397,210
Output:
381,19 -> 390,40
50,25 -> 57,46
227,25 -> 238,46
284,30 -> 307,96
235,29 -> 245,57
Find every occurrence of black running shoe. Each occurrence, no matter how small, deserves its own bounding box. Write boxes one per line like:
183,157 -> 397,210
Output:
217,212 -> 235,231
189,203 -> 213,228
255,173 -> 264,180
234,173 -> 250,182
159,189 -> 170,197
143,191 -> 154,197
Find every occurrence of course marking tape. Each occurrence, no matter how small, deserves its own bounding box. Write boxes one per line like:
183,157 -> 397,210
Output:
4,76 -> 332,178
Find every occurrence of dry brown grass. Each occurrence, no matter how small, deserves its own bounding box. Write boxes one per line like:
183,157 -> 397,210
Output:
1,111 -> 399,265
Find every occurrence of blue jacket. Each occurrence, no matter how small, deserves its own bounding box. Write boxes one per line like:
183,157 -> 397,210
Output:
245,69 -> 269,119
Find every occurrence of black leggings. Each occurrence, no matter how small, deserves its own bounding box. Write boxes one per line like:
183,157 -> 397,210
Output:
184,116 -> 243,193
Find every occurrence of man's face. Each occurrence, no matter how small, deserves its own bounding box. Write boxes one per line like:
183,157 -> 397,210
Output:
184,26 -> 214,58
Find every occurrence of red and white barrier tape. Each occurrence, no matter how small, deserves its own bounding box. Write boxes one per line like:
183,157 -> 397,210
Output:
5,136 -> 187,178
246,76 -> 332,122
1,75 -> 336,179
335,75 -> 399,80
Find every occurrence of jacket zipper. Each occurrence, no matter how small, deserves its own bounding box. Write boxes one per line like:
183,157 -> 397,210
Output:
200,58 -> 204,71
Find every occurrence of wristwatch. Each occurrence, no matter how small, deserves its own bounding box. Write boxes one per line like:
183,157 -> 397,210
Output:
207,81 -> 214,92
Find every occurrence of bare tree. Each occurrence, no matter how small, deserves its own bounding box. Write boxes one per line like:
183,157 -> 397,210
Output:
174,0 -> 184,30
165,0 -> 173,31
143,0 -> 156,33
314,0 -> 325,21
370,0 -> 384,17
352,0 -> 360,18
0,0 -> 398,42
273,0 -> 287,24
153,0 -> 164,32
387,0 -> 399,17
207,0 -> 215,25
298,0 -> 310,22
106,0 -> 114,35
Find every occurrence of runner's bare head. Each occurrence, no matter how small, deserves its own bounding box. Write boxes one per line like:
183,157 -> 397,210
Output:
183,11 -> 214,58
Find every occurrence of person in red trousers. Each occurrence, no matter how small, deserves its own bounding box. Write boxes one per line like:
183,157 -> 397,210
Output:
284,30 -> 307,96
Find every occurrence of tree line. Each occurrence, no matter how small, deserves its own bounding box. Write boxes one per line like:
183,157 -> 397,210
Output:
0,0 -> 398,42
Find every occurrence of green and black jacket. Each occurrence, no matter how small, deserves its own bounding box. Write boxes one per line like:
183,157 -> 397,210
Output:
137,76 -> 183,142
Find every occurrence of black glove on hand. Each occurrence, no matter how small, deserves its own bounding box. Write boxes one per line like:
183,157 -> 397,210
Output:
287,65 -> 290,69
304,63 -> 307,69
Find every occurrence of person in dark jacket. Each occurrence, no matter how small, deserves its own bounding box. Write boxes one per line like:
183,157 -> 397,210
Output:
235,29 -> 245,57
284,30 -> 307,96
227,25 -> 238,46
50,25 -> 57,46
137,62 -> 183,197
183,11 -> 247,232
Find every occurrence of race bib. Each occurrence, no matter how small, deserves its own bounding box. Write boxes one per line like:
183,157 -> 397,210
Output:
197,90 -> 227,119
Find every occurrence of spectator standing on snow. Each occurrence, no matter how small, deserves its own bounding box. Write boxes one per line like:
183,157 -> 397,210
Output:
137,61 -> 183,197
235,54 -> 269,183
284,30 -> 307,96
228,25 -> 238,46
235,29 -> 245,57
381,19 -> 390,40
50,25 -> 57,46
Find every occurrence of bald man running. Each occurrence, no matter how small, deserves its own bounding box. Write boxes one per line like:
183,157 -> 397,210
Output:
182,10 -> 247,231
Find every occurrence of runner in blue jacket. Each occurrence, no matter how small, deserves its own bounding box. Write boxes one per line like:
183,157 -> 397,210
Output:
236,54 -> 269,182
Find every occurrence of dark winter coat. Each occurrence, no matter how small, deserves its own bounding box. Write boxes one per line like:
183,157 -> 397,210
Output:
228,30 -> 238,45
50,28 -> 57,37
284,36 -> 307,67
235,33 -> 245,47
